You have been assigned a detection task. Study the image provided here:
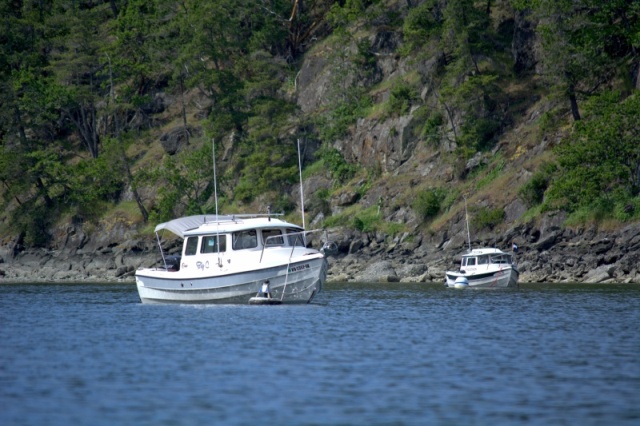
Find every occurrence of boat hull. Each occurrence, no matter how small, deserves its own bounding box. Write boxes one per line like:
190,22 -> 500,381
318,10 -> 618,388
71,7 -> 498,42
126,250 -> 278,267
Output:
445,267 -> 519,289
135,256 -> 327,304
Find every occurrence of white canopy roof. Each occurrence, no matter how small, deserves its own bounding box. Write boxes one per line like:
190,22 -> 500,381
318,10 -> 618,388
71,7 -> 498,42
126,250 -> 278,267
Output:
463,248 -> 507,256
154,215 -> 233,238
154,214 -> 299,238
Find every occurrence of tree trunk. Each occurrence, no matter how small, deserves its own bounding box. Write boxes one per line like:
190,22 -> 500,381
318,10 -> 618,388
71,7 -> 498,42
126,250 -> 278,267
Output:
69,103 -> 100,158
114,110 -> 149,223
119,137 -> 148,223
180,75 -> 190,145
35,177 -> 53,208
109,0 -> 119,18
568,88 -> 581,121
14,106 -> 28,146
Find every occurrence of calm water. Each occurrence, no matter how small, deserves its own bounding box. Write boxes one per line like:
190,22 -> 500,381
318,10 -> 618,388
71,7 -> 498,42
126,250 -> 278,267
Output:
0,282 -> 638,426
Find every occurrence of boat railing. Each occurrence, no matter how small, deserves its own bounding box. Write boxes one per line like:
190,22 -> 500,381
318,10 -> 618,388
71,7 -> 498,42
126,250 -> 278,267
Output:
197,213 -> 286,227
260,229 -> 328,263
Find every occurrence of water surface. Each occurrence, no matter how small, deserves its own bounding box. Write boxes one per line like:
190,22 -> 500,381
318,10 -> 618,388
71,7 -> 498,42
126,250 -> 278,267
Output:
1,282 -> 638,425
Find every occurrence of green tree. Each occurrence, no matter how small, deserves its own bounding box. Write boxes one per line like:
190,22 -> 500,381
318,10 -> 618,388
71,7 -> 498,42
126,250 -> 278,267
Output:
149,142 -> 216,222
546,91 -> 640,212
47,2 -> 111,158
402,0 -> 445,52
517,0 -> 640,121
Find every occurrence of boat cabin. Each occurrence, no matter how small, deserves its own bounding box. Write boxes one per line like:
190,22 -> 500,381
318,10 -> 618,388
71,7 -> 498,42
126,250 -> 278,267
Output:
153,215 -> 317,272
460,249 -> 513,268
182,226 -> 306,257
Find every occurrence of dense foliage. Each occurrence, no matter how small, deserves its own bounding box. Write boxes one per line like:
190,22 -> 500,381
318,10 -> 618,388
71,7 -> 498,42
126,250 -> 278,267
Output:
0,0 -> 638,245
546,92 -> 640,219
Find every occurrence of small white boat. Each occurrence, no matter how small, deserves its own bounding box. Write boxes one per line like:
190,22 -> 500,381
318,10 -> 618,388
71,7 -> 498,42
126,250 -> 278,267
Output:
444,196 -> 519,289
135,214 -> 329,304
445,248 -> 519,289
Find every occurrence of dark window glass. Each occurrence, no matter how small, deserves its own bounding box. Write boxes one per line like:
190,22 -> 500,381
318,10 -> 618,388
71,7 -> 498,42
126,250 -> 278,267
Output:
185,237 -> 198,256
232,230 -> 257,250
286,228 -> 305,247
201,235 -> 226,253
263,229 -> 284,246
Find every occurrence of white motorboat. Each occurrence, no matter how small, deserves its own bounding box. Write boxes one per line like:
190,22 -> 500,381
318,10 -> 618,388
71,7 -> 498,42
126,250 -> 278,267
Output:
444,196 -> 519,289
445,248 -> 519,289
135,214 -> 329,304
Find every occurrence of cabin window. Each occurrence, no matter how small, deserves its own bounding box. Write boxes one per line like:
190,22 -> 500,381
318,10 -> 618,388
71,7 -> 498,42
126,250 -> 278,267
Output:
478,256 -> 489,265
232,230 -> 257,250
263,229 -> 284,246
185,237 -> 198,256
466,258 -> 477,266
286,228 -> 306,247
201,235 -> 226,254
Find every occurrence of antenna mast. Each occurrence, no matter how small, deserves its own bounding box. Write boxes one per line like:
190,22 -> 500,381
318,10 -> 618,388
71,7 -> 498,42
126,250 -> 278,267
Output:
213,138 -> 222,267
297,139 -> 306,229
212,138 -> 219,221
464,195 -> 472,252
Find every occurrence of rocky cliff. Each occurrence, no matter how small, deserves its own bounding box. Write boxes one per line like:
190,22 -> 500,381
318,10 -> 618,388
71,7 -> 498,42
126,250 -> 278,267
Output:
2,213 -> 639,284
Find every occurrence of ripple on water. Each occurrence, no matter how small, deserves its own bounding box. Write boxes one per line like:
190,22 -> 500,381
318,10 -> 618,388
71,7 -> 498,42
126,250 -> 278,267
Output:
0,282 -> 638,425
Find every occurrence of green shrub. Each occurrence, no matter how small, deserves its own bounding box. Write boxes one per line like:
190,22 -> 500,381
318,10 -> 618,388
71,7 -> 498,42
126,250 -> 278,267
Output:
518,163 -> 557,208
613,197 -> 640,222
476,159 -> 504,190
458,117 -> 500,151
473,207 -> 505,230
317,87 -> 372,142
414,188 -> 447,221
545,91 -> 640,215
317,147 -> 358,183
387,82 -> 416,117
269,194 -> 296,215
351,207 -> 381,233
421,111 -> 445,146
309,188 -> 331,216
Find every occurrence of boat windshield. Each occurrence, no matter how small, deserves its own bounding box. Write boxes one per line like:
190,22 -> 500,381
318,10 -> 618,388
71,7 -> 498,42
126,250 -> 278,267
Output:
262,229 -> 284,246
185,236 -> 198,256
201,235 -> 226,253
286,228 -> 306,247
490,254 -> 512,264
232,230 -> 258,250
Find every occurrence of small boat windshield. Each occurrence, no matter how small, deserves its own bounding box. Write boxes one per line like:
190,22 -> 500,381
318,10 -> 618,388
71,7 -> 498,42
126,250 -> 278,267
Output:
185,236 -> 199,256
463,257 -> 476,266
462,253 -> 512,266
201,235 -> 226,253
263,229 -> 284,246
233,230 -> 258,250
184,235 -> 227,256
286,228 -> 306,247
491,254 -> 512,264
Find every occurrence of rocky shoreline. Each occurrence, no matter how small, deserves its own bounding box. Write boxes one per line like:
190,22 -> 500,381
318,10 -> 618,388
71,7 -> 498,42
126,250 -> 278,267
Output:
2,216 -> 639,285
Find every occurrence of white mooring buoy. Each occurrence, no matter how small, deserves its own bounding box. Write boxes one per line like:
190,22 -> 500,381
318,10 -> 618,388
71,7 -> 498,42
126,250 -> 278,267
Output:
453,276 -> 469,289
